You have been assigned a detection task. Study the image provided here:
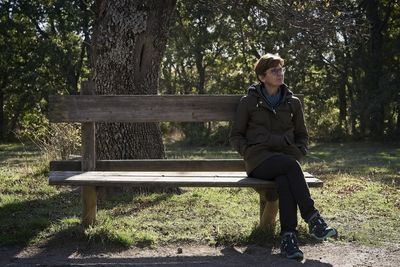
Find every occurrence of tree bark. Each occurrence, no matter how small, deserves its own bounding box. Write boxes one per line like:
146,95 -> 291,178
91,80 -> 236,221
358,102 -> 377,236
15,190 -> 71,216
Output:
396,92 -> 400,136
91,0 -> 176,160
337,78 -> 347,133
347,73 -> 358,137
363,0 -> 384,137
0,88 -> 4,141
195,51 -> 206,94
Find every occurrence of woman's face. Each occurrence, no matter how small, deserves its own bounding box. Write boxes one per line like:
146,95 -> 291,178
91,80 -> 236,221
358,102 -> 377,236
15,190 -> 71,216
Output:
258,63 -> 285,89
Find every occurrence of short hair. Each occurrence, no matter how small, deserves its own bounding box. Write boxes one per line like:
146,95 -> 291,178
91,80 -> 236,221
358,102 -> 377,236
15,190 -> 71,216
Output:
254,53 -> 284,78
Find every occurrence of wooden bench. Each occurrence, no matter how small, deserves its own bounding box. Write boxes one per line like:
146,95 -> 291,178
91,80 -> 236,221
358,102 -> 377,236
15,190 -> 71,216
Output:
48,81 -> 322,230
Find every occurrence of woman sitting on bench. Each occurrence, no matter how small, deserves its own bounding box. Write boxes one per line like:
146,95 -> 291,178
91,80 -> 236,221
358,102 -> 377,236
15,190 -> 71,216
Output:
230,53 -> 337,261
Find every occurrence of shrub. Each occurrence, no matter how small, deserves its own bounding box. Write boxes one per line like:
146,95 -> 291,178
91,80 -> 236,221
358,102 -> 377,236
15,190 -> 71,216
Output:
17,112 -> 81,160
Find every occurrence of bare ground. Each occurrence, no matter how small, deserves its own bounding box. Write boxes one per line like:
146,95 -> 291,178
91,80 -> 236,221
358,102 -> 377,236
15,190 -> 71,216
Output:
1,241 -> 399,267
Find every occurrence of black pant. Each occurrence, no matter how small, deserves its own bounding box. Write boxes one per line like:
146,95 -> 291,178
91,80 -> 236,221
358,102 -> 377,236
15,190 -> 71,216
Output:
250,155 -> 318,234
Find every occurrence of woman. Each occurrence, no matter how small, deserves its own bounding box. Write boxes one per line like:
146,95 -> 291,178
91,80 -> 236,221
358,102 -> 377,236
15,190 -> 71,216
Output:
230,53 -> 337,260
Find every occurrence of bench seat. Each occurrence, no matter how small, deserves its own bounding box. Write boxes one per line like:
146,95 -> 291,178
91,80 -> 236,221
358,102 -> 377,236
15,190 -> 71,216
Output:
49,171 -> 322,188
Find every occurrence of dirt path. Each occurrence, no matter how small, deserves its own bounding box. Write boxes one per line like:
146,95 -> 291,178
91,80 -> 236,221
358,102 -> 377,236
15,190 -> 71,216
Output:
1,241 -> 399,266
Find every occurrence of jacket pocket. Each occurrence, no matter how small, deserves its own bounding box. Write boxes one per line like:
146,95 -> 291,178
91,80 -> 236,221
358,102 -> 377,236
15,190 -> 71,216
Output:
247,133 -> 268,145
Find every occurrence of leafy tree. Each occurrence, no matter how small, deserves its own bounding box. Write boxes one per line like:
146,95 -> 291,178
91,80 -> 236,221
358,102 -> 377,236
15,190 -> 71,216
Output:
0,0 -> 92,141
1,0 -> 399,143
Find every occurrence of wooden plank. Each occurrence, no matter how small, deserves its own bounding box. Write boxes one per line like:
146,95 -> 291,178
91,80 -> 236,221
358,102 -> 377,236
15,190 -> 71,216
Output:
96,159 -> 246,171
49,94 -> 304,123
81,127 -> 96,171
81,81 -> 97,227
50,159 -> 246,172
259,189 -> 279,230
49,171 -> 315,178
49,95 -> 242,123
49,159 -> 314,175
49,171 -> 323,187
50,160 -> 81,171
81,81 -> 96,171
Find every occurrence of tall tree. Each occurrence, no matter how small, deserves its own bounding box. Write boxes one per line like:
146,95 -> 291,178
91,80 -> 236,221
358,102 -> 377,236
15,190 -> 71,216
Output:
361,0 -> 394,137
0,0 -> 92,140
91,0 -> 176,160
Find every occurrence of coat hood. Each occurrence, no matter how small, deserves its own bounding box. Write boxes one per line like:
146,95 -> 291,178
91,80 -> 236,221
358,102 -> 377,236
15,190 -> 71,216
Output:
247,83 -> 293,100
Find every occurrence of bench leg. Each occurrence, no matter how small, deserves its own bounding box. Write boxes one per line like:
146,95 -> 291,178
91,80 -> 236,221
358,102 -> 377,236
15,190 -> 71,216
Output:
257,189 -> 279,231
82,186 -> 97,226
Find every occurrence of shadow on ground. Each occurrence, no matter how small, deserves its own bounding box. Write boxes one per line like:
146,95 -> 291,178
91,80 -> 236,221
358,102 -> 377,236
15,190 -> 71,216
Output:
1,242 -> 333,267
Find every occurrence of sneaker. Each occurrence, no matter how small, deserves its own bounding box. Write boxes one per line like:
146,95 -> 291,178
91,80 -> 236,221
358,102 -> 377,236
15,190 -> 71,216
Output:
280,232 -> 304,260
308,213 -> 338,240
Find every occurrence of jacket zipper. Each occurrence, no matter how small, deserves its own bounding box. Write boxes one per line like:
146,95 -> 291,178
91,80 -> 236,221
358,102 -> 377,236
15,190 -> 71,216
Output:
257,98 -> 277,115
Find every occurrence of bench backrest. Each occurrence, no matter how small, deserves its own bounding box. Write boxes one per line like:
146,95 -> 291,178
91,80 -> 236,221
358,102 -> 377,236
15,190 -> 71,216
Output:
49,95 -> 242,123
48,82 -> 303,173
49,95 -> 303,123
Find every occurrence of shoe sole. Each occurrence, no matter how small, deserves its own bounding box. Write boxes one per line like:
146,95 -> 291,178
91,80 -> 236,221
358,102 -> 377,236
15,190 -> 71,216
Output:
282,251 -> 304,261
311,228 -> 338,241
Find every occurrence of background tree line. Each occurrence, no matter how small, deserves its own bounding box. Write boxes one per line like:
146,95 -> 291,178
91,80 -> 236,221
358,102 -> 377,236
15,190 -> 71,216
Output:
1,0 -> 399,145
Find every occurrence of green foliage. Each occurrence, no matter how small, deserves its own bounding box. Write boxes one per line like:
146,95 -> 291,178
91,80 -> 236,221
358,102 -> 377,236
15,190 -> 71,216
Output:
160,0 -> 400,141
16,110 -> 81,160
180,122 -> 210,146
164,122 -> 231,147
208,124 -> 231,146
1,0 -> 400,142
0,0 -> 92,140
306,97 -> 343,141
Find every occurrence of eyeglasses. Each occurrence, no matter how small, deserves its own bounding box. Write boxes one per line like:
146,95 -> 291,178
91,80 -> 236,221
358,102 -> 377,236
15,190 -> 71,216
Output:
267,67 -> 286,76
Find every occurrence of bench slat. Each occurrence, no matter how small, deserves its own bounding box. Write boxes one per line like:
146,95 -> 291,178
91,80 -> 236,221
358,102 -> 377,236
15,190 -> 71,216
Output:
49,171 -> 322,188
49,94 -> 304,123
49,95 -> 241,123
50,159 -> 247,172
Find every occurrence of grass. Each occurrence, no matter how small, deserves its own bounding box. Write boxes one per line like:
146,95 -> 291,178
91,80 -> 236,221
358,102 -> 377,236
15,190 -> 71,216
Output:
0,141 -> 399,248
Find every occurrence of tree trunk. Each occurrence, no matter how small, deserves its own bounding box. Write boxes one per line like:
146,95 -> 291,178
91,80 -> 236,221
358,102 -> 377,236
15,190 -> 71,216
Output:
364,0 -> 384,137
0,89 -> 4,141
346,75 -> 358,137
164,63 -> 176,94
396,92 -> 400,136
337,78 -> 347,133
91,0 -> 176,161
195,51 -> 206,94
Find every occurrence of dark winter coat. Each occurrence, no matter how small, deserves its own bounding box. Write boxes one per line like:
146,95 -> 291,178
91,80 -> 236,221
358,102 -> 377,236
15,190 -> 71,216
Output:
229,83 -> 309,175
